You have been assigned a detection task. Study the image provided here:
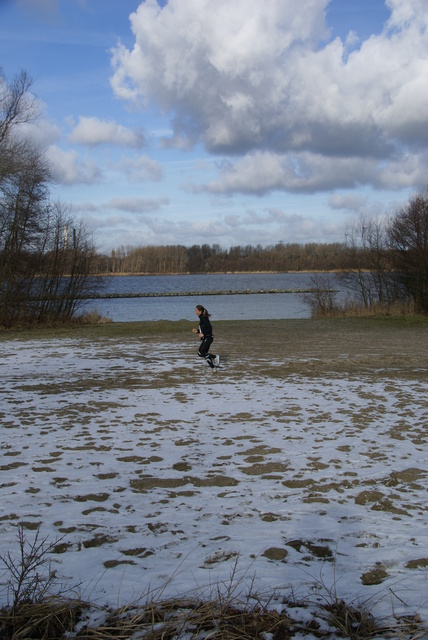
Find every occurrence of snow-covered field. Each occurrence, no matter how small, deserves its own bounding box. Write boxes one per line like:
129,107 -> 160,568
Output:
1,326 -> 427,634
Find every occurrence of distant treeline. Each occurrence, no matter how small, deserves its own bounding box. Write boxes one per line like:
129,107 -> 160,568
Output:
93,242 -> 361,274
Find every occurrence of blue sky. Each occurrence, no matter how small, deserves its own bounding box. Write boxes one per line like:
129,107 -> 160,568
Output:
1,0 -> 427,253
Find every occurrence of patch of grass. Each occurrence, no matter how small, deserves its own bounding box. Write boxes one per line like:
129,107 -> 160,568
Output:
323,598 -> 378,639
0,597 -> 82,639
0,319 -> 197,342
72,596 -> 298,639
316,300 -> 415,319
1,316 -> 428,344
75,308 -> 113,325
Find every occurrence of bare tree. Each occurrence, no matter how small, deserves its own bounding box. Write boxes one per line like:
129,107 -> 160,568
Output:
0,69 -> 99,326
0,143 -> 50,324
0,69 -> 37,146
305,273 -> 339,318
387,190 -> 428,314
33,203 -> 98,322
339,216 -> 402,311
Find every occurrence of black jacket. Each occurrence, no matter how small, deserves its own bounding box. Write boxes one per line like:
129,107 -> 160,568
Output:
198,314 -> 213,337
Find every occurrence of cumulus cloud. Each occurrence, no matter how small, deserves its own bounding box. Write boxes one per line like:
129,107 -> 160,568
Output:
111,0 -> 330,154
47,146 -> 102,185
69,116 -> 144,148
197,151 -> 378,195
195,148 -> 428,197
110,0 -> 428,194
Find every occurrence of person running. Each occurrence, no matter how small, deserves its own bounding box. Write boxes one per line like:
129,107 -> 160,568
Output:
192,304 -> 220,369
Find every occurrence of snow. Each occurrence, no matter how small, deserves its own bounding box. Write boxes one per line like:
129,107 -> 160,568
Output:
1,333 -> 427,633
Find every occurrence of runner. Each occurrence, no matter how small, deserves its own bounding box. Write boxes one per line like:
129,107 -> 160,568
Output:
192,304 -> 220,369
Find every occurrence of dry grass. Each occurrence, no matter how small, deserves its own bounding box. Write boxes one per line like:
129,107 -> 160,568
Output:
74,308 -> 113,325
74,597 -> 297,639
320,598 -> 426,640
311,298 -> 418,319
0,597 -> 82,639
2,590 -> 426,639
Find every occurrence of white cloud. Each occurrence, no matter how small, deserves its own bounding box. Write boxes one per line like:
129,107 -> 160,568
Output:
107,197 -> 169,213
47,146 -> 102,185
195,149 -> 428,196
329,193 -> 368,212
15,119 -> 61,148
69,116 -> 144,148
88,196 -> 345,250
386,0 -> 428,28
328,193 -> 395,222
110,0 -> 428,194
222,206 -> 343,244
196,152 -> 370,195
110,0 -> 330,153
115,155 -> 163,182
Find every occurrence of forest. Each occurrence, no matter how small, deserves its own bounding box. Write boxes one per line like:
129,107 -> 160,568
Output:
93,241 -> 358,275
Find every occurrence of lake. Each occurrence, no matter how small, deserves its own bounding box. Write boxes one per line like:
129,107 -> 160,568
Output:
82,272 -> 340,322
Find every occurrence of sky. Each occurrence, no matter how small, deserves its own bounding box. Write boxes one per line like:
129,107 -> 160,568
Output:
1,0 -> 427,253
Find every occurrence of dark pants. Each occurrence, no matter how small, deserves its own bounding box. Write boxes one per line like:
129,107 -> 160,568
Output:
198,336 -> 213,362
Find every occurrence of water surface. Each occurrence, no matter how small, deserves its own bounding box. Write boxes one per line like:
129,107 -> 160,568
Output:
83,273 -> 339,322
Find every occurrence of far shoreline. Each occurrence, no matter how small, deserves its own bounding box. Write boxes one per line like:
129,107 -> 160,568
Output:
92,270 -> 343,277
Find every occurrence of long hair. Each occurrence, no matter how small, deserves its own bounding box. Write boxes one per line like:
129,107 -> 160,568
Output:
196,304 -> 210,318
